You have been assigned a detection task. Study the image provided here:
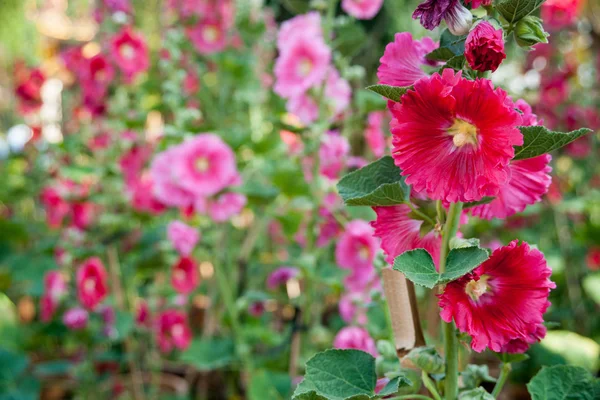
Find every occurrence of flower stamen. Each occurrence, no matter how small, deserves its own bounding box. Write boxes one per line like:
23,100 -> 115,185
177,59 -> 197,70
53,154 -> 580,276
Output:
465,275 -> 490,301
448,118 -> 479,147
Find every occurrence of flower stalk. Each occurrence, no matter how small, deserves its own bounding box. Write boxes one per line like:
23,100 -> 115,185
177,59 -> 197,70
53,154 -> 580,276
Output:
491,362 -> 512,398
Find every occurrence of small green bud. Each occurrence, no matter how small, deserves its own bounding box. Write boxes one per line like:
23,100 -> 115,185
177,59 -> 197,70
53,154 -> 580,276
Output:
515,16 -> 549,48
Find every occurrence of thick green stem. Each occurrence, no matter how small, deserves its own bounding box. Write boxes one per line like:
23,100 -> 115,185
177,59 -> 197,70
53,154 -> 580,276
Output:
439,202 -> 463,400
422,371 -> 442,400
491,363 -> 512,398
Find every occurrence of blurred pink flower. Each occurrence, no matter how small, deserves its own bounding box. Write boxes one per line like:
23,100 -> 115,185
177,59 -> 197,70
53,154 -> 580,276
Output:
365,111 -> 387,157
586,247 -> 600,271
188,19 -> 228,54
40,271 -> 67,322
63,307 -> 89,330
319,132 -> 350,180
333,326 -> 377,357
277,12 -> 322,49
342,0 -> 384,19
541,0 -> 582,30
171,256 -> 200,294
267,267 -> 299,290
335,220 -> 379,271
378,32 -> 437,86
110,27 -> 149,81
157,309 -> 192,352
205,192 -> 247,222
150,147 -> 195,209
77,257 -> 109,310
167,220 -> 200,256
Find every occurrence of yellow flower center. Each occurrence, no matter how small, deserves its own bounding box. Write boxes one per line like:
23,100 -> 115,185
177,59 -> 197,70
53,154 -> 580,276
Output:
465,275 -> 490,301
174,269 -> 186,281
359,245 -> 370,260
448,118 -> 478,148
120,44 -> 134,59
298,58 -> 313,77
202,26 -> 219,43
195,157 -> 209,172
84,278 -> 96,293
171,323 -> 184,338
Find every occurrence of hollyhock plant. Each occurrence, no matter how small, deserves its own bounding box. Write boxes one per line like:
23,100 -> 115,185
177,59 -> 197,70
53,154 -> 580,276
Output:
319,132 -> 350,180
150,148 -> 195,208
77,257 -> 109,310
204,192 -> 247,222
465,0 -> 492,8
171,256 -> 200,294
586,247 -> 600,271
267,267 -> 299,290
341,0 -> 384,20
15,67 -> 45,114
335,220 -> 379,271
333,326 -> 377,357
167,220 -> 200,256
377,32 -> 437,87
110,27 -> 149,82
277,12 -> 322,49
541,0 -> 582,30
470,155 -> 552,220
273,35 -> 331,98
365,111 -> 387,157
439,240 -> 555,352
413,0 -> 473,35
63,307 -> 89,330
389,69 -> 522,203
371,204 -> 442,266
40,271 -> 68,322
156,310 -> 192,353
465,21 -> 506,72
172,134 -> 240,197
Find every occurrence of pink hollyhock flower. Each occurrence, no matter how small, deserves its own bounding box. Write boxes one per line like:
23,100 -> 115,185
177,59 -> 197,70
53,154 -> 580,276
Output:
319,132 -> 350,180
277,12 -> 322,49
344,265 -> 378,293
72,202 -> 96,230
40,271 -> 68,322
464,0 -> 492,8
335,220 -> 379,270
40,187 -> 70,228
342,0 -> 384,20
586,247 -> 600,271
150,148 -> 195,208
287,93 -> 319,124
333,326 -> 377,357
389,69 -> 522,203
501,324 -> 547,353
378,32 -> 437,87
470,155 -> 552,220
248,301 -> 265,317
187,19 -> 227,54
129,176 -> 166,215
541,0 -> 582,30
365,111 -> 387,157
173,134 -> 240,197
171,256 -> 200,294
119,145 -> 153,185
274,35 -> 331,98
167,220 -> 200,256
156,309 -> 192,353
267,267 -> 299,290
515,99 -> 540,126
110,27 -> 149,82
15,67 -> 45,115
136,300 -> 150,326
104,0 -> 132,13
205,192 -> 247,222
465,21 -> 506,72
76,257 -> 109,310
540,74 -> 569,108
371,204 -> 442,266
63,307 -> 89,330
81,53 -> 114,96
413,0 -> 473,35
339,291 -> 372,324
439,240 -> 556,353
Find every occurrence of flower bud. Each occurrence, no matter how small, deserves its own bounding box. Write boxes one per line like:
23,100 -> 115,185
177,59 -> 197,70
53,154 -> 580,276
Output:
465,21 -> 506,72
445,3 -> 473,36
515,16 -> 550,48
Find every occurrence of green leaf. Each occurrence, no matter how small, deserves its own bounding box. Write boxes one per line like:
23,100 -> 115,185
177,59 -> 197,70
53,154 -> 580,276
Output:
179,337 -> 235,370
112,311 -> 134,341
439,29 -> 467,56
449,237 -> 481,250
404,346 -> 444,374
497,0 -> 546,23
393,247 -> 488,288
440,247 -> 489,284
513,126 -> 592,161
366,85 -> 412,102
426,47 -> 456,62
33,360 -> 73,377
443,55 -> 466,71
583,274 -> 600,305
293,350 -> 377,400
495,352 -> 530,364
459,387 -> 495,400
392,249 -> 438,289
377,375 -> 412,397
337,156 -> 409,207
461,365 -> 496,390
527,365 -> 599,400
248,370 -> 291,400
463,197 -> 495,209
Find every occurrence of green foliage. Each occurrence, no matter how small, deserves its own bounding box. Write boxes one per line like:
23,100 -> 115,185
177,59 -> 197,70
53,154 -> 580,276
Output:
179,337 -> 236,371
405,346 -> 445,374
393,246 -> 488,288
461,365 -> 497,390
366,85 -> 412,102
513,126 -> 592,160
337,156 -> 409,206
497,0 -> 547,23
0,348 -> 40,400
458,387 -> 495,400
527,365 -> 600,400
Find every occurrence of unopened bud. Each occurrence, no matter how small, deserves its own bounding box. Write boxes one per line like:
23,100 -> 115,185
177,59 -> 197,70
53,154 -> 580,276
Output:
515,16 -> 549,48
445,4 -> 473,36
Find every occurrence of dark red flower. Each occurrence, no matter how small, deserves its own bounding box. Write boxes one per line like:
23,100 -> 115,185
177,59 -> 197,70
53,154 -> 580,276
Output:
465,21 -> 506,72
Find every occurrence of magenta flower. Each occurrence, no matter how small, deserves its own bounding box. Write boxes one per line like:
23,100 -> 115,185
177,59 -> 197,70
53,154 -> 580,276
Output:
167,220 -> 200,256
267,267 -> 299,290
541,0 -> 582,30
171,256 -> 200,295
333,326 -> 377,357
77,257 -> 109,310
439,240 -> 555,353
274,35 -> 331,98
40,271 -> 67,322
63,307 -> 89,330
335,220 -> 379,271
413,0 -> 473,35
389,69 -> 522,203
465,21 -> 506,72
378,32 -> 438,87
371,204 -> 442,266
277,12 -> 323,49
156,309 -> 192,353
342,0 -> 384,20
319,132 -> 350,180
187,19 -> 228,55
110,27 -> 149,82
205,192 -> 247,222
365,111 -> 387,157
150,147 -> 195,209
